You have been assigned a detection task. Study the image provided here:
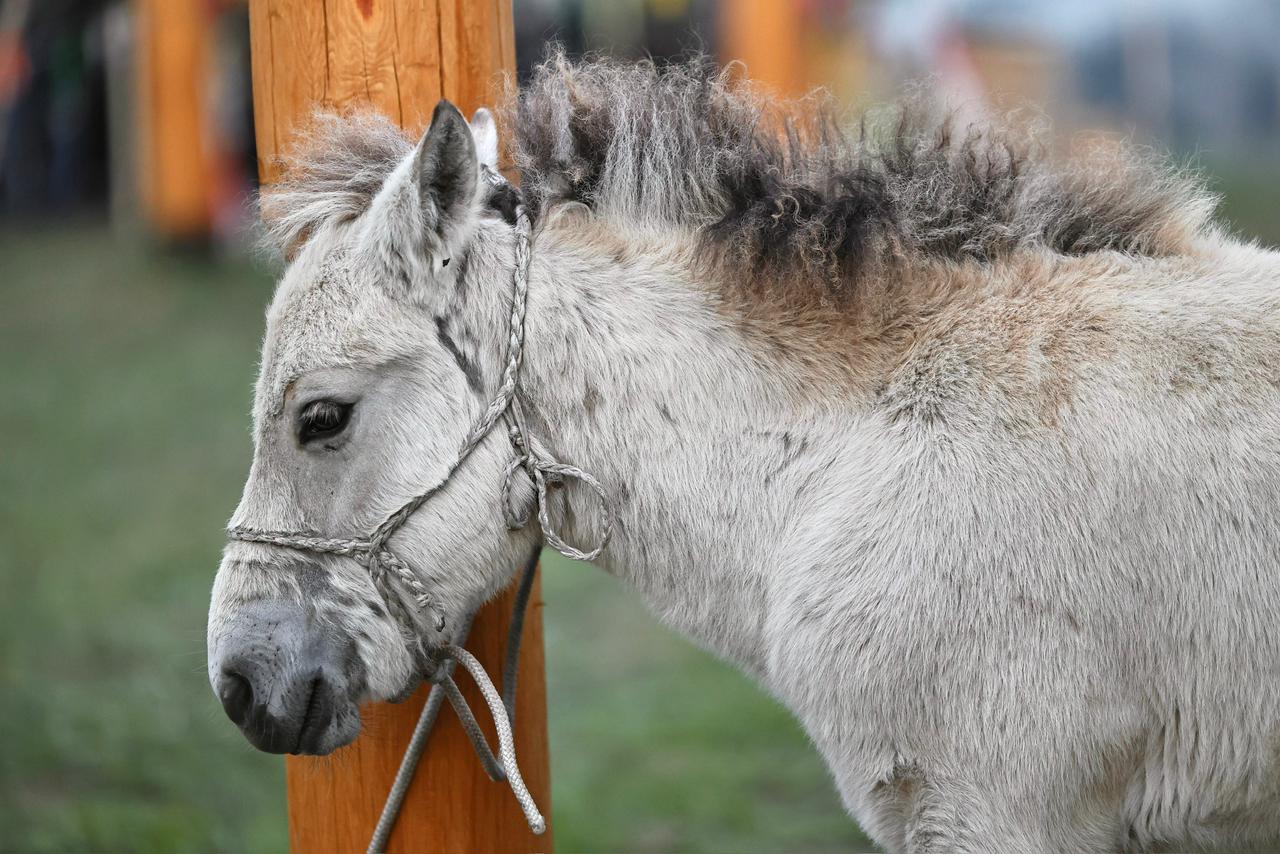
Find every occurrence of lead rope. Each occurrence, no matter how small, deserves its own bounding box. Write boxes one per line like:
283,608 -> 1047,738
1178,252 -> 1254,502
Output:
368,550 -> 543,853
228,167 -> 613,849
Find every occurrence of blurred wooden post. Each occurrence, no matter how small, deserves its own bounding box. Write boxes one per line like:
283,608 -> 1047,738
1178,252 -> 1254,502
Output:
248,2 -> 551,852
135,0 -> 216,238
718,0 -> 805,98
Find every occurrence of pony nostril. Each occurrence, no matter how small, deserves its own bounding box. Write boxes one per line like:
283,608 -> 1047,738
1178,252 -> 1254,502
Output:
218,668 -> 255,727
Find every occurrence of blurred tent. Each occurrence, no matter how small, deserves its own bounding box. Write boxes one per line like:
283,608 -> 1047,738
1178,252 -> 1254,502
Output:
868,0 -> 1280,152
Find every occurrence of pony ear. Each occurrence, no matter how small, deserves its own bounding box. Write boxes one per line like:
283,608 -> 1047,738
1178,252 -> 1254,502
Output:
470,107 -> 499,170
356,100 -> 482,296
413,99 -> 479,237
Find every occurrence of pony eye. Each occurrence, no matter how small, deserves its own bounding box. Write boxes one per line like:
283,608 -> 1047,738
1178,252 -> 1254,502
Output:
298,400 -> 353,444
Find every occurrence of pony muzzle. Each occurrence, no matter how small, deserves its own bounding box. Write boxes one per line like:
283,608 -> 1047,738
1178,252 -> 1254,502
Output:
209,598 -> 363,755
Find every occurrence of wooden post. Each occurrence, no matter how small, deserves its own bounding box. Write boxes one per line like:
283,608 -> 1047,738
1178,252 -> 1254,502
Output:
248,2 -> 551,851
718,0 -> 805,98
135,0 -> 216,238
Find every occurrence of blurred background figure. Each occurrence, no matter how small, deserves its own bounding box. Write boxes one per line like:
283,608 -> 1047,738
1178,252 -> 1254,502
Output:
0,0 -> 255,241
2,1 -> 1277,851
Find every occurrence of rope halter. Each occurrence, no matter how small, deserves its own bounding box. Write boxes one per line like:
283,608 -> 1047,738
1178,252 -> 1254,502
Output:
226,166 -> 612,841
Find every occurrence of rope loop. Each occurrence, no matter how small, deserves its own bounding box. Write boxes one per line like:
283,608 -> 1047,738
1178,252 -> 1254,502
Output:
500,425 -> 613,562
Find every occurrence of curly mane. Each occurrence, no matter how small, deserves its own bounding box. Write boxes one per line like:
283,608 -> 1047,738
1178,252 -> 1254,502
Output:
260,52 -> 1218,302
511,51 -> 1217,298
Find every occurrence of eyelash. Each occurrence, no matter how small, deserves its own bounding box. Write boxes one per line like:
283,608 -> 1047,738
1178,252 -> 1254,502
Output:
298,400 -> 353,444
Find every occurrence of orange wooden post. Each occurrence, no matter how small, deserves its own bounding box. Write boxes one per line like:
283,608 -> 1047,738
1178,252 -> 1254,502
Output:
135,0 -> 217,238
248,2 -> 551,851
718,0 -> 806,98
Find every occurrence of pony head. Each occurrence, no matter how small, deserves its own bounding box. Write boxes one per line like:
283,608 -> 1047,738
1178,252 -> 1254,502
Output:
206,102 -> 536,755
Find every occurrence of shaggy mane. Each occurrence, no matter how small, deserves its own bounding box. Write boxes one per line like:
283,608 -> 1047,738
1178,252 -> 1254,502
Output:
513,52 -> 1217,297
263,53 -> 1217,299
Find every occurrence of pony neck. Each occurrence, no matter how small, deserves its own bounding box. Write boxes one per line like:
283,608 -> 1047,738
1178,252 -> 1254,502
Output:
506,223 -> 834,673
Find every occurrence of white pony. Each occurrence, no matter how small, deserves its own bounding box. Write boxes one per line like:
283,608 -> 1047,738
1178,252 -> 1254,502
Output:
207,54 -> 1280,852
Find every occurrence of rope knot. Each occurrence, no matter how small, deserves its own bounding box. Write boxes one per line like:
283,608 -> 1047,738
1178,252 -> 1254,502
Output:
507,422 -> 526,452
498,411 -> 614,562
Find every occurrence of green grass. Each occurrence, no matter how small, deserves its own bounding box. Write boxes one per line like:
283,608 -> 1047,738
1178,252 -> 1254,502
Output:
0,225 -> 867,852
1,229 -> 289,852
1212,161 -> 1280,248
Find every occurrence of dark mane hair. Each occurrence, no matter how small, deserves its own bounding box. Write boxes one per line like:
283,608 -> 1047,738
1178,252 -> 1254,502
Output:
259,53 -> 1218,298
512,51 -> 1217,296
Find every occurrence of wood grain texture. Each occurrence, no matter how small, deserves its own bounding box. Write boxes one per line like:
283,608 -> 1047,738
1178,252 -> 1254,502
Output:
248,3 -> 551,851
250,0 -> 514,182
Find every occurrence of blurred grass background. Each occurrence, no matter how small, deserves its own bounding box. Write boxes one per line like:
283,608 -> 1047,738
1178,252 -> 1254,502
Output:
2,163 -> 1277,852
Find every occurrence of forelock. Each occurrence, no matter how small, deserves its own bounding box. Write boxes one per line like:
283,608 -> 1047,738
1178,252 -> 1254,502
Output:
258,111 -> 414,258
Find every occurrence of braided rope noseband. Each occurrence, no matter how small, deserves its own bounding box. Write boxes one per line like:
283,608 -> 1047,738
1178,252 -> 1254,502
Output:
226,167 -> 612,840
